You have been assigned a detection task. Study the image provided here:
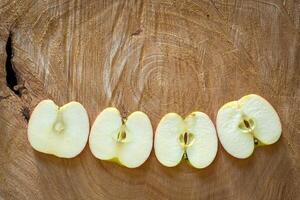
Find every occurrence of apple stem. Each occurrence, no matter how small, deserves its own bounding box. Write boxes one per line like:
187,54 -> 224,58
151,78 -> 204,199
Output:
253,138 -> 265,147
182,152 -> 188,160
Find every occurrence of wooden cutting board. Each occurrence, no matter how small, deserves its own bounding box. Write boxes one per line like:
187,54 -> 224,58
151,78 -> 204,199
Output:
0,0 -> 299,199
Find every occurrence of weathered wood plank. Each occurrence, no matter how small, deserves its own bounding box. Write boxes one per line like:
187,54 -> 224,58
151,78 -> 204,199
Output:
0,0 -> 299,199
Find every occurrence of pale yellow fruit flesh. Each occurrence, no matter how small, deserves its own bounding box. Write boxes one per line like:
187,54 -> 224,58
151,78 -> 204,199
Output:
89,108 -> 153,168
155,112 -> 218,169
154,113 -> 185,167
239,94 -> 281,144
28,100 -> 90,158
185,112 -> 218,169
216,94 -> 282,159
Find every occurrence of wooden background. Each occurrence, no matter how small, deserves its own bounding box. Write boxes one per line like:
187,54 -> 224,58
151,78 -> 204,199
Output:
0,0 -> 299,199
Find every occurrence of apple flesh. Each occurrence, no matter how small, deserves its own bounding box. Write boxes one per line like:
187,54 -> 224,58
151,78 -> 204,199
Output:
89,107 -> 153,168
154,112 -> 218,169
216,94 -> 282,159
28,100 -> 90,158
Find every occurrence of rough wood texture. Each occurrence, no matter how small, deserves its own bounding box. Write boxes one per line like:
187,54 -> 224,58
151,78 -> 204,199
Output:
0,0 -> 299,199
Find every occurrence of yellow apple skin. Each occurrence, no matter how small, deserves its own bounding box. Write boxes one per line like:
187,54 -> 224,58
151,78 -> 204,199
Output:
109,157 -> 123,166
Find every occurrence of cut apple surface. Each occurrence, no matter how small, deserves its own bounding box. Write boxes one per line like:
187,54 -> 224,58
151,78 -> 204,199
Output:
89,107 -> 153,168
216,94 -> 282,159
154,112 -> 218,169
28,100 -> 90,158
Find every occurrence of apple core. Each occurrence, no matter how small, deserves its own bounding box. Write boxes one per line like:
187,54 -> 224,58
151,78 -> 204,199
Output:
54,121 -> 64,133
238,118 -> 255,133
179,132 -> 195,149
53,111 -> 65,133
116,124 -> 127,143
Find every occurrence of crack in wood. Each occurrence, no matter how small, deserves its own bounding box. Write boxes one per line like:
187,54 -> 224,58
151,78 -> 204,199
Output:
131,28 -> 143,36
5,32 -> 22,97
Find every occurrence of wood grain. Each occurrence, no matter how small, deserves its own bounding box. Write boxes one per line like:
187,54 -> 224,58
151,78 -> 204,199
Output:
0,0 -> 299,199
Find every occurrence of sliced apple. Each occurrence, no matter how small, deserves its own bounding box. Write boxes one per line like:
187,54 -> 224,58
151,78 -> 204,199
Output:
28,100 -> 90,158
154,112 -> 218,169
89,107 -> 153,168
216,94 -> 282,159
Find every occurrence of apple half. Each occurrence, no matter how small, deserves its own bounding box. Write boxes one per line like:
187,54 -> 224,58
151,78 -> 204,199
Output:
154,112 -> 218,169
28,100 -> 90,158
89,107 -> 153,168
216,94 -> 282,159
